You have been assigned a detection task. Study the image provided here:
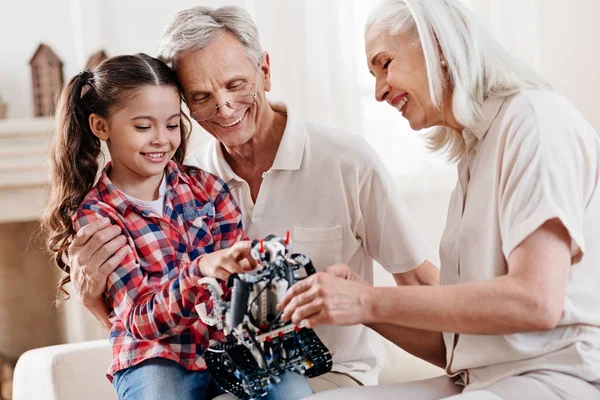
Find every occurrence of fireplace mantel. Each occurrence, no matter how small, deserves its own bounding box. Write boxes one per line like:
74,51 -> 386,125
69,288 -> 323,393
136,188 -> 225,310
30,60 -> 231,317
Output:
0,116 -> 105,367
0,117 -> 53,224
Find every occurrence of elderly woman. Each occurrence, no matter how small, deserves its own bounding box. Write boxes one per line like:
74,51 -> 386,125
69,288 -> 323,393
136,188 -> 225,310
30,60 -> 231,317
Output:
279,0 -> 600,399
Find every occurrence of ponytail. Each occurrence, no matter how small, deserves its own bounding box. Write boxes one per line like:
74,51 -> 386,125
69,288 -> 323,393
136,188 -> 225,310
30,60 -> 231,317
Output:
42,70 -> 102,299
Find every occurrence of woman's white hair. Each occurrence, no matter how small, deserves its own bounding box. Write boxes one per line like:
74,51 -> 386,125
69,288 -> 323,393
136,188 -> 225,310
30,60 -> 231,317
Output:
366,0 -> 550,160
158,6 -> 263,70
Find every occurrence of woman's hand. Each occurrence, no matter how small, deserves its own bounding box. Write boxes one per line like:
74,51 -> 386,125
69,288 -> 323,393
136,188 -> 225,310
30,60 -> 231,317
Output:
69,218 -> 129,307
198,241 -> 258,280
323,263 -> 369,284
277,265 -> 375,328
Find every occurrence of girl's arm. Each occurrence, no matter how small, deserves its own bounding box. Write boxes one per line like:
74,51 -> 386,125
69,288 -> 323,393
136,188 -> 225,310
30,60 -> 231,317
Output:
73,205 -> 231,341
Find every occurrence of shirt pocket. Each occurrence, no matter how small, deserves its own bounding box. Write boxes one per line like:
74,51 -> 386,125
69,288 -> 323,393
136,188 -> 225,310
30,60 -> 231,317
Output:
183,203 -> 216,249
291,226 -> 343,271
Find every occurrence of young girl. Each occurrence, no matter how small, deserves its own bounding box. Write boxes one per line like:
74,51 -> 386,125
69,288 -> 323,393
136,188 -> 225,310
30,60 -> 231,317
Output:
42,53 -> 284,399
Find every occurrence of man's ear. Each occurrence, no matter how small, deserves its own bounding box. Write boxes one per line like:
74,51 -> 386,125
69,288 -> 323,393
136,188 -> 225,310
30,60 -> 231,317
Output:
89,114 -> 110,141
260,51 -> 272,92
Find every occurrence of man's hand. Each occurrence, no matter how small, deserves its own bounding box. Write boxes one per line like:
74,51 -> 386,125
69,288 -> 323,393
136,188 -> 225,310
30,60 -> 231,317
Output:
198,241 -> 258,280
69,218 -> 129,307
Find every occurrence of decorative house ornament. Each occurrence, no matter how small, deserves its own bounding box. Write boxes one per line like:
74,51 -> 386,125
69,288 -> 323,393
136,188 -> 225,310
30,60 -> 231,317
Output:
29,44 -> 64,117
85,50 -> 108,70
0,352 -> 14,400
0,95 -> 6,120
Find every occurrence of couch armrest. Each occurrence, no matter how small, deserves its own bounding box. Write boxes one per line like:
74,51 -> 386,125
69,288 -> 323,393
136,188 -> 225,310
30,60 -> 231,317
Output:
13,339 -> 116,400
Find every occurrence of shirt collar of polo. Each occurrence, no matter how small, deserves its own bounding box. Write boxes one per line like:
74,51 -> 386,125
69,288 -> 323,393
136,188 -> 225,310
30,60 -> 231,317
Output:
96,160 -> 182,214
207,101 -> 307,185
269,101 -> 306,172
463,95 -> 506,141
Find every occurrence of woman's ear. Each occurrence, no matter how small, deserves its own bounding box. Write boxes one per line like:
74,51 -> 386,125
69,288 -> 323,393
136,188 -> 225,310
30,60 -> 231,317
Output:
433,34 -> 447,67
89,114 -> 110,141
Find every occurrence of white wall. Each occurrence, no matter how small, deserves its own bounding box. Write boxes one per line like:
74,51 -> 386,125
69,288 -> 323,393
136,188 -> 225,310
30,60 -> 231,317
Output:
4,1 -> 600,128
0,0 -> 248,119
1,0 -> 78,118
537,0 -> 600,131
464,0 -> 600,131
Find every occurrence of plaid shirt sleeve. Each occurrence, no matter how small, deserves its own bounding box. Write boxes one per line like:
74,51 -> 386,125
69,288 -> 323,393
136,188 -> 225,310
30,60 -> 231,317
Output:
74,202 -> 212,341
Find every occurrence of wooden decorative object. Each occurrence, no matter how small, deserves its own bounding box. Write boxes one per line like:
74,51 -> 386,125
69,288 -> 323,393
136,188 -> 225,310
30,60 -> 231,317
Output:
85,49 -> 108,70
0,99 -> 6,120
0,353 -> 14,400
29,44 -> 64,117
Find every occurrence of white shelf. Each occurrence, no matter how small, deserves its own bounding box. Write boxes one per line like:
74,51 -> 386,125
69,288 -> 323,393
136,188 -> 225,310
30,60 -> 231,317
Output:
0,117 -> 54,223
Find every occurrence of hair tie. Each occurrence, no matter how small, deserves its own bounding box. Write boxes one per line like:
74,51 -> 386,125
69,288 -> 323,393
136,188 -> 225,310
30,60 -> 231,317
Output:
78,69 -> 94,85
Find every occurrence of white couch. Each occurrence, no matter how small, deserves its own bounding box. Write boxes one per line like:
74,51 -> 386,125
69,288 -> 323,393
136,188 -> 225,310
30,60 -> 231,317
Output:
12,172 -> 454,399
13,336 -> 443,400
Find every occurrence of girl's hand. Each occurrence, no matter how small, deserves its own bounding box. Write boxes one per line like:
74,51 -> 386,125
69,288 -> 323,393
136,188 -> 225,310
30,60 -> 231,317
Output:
198,241 -> 258,280
277,269 -> 376,328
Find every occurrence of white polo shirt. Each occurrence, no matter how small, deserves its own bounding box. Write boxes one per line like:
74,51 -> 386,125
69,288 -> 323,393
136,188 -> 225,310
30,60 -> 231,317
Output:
186,101 -> 428,385
440,89 -> 600,390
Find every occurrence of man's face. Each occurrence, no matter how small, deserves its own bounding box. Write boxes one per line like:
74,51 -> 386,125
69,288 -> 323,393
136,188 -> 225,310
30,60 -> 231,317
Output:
176,32 -> 271,147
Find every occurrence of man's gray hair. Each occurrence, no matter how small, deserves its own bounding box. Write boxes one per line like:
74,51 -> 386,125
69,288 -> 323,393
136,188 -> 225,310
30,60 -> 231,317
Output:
366,0 -> 550,160
159,6 -> 263,70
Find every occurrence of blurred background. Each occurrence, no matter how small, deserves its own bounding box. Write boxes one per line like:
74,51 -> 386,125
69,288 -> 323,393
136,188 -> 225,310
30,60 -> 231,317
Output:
2,0 -> 599,175
0,0 -> 600,398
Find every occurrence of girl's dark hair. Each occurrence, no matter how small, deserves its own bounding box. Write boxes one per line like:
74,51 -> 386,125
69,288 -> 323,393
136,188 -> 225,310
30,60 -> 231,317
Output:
42,53 -> 191,298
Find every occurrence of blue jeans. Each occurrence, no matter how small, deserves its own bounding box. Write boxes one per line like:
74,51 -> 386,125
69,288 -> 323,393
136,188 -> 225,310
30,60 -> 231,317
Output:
257,371 -> 315,400
113,358 -> 223,400
113,358 -> 314,400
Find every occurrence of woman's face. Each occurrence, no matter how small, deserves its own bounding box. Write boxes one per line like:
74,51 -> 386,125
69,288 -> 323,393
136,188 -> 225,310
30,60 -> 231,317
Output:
365,26 -> 448,131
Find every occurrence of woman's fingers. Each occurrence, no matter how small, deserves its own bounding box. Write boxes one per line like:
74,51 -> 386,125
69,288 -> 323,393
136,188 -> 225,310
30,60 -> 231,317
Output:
324,264 -> 351,279
277,273 -> 318,312
289,295 -> 325,325
281,284 -> 319,321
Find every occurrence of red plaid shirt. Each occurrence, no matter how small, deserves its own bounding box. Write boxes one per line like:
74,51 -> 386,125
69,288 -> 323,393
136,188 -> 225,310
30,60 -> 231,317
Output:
73,161 -> 245,379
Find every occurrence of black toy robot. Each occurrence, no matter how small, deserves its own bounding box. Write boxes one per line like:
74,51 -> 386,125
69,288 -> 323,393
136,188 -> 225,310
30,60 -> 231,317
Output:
196,232 -> 332,399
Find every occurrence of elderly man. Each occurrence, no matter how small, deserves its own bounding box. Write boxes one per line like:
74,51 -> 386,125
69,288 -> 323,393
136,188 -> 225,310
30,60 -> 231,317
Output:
68,5 -> 438,395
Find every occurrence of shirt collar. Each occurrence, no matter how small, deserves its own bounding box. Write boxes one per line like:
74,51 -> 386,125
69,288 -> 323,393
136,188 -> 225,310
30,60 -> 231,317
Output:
95,160 -> 183,214
196,100 -> 306,184
269,101 -> 306,171
463,96 -> 506,141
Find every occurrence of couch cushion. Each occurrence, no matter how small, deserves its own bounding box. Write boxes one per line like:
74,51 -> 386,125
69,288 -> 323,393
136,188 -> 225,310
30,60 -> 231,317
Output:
13,339 -> 115,400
